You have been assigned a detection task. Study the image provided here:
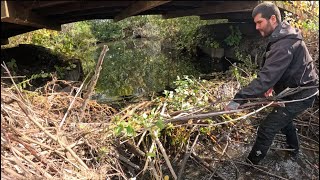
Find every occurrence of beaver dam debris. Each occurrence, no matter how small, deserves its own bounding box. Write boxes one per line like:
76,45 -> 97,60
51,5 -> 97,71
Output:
1,62 -> 319,180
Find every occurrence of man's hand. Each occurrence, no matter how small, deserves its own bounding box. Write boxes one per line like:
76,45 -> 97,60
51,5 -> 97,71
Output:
224,101 -> 240,111
264,88 -> 273,97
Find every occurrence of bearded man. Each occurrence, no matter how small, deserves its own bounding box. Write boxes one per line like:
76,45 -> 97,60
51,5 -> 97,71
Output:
225,2 -> 319,165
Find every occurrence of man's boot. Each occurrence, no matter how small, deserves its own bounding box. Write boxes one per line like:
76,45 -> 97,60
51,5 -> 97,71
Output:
282,126 -> 300,160
247,143 -> 270,165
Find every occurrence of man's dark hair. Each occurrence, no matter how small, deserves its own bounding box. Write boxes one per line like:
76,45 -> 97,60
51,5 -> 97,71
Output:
252,2 -> 281,23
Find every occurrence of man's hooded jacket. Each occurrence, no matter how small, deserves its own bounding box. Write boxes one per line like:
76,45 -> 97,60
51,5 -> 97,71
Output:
234,21 -> 318,104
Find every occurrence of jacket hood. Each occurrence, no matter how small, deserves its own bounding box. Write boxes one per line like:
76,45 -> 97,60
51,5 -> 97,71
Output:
268,21 -> 302,43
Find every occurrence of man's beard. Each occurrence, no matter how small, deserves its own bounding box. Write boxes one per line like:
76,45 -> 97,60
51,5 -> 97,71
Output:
260,21 -> 273,37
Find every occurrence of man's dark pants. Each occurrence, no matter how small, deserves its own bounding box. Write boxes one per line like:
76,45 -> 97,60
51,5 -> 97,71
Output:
247,96 -> 315,164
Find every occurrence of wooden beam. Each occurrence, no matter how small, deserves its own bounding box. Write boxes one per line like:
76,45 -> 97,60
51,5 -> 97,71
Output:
52,7 -> 123,21
227,19 -> 254,23
200,12 -> 252,20
1,0 -> 9,19
114,0 -> 171,22
162,1 -> 259,19
161,1 -> 223,9
1,1 -> 61,31
23,1 -> 75,10
33,1 -> 131,16
1,24 -> 39,39
58,14 -> 114,24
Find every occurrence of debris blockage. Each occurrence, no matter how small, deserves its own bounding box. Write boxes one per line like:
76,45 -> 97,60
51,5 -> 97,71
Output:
1,67 -> 318,179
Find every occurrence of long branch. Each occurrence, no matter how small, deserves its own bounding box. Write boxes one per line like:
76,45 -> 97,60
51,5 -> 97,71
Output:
165,90 -> 318,125
79,45 -> 109,120
177,132 -> 200,180
153,130 -> 177,179
165,108 -> 250,124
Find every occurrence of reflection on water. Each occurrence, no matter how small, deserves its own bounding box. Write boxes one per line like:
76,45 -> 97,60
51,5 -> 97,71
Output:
94,39 -> 200,99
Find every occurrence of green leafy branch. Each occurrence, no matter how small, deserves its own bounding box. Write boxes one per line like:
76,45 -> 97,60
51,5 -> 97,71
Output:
13,71 -> 51,90
224,25 -> 242,47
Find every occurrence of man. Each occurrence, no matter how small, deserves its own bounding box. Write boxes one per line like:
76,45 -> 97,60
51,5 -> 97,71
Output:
225,2 -> 319,165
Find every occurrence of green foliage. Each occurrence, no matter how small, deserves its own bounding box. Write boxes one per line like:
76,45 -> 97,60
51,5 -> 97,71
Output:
89,20 -> 125,42
108,74 -> 244,150
203,36 -> 220,48
235,50 -> 258,74
95,40 -> 199,97
14,71 -> 51,90
283,1 -> 319,72
6,15 -> 229,80
146,152 -> 156,157
199,127 -> 211,134
113,107 -> 166,138
224,26 -> 242,47
155,119 -> 165,130
114,121 -> 136,137
89,15 -> 219,54
152,16 -> 209,53
283,1 -> 319,31
163,75 -> 211,111
283,1 -> 319,58
166,126 -> 190,146
54,63 -> 76,79
8,22 -> 97,75
110,75 -> 222,147
6,59 -> 18,75
88,15 -> 156,43
284,11 -> 319,33
229,50 -> 258,87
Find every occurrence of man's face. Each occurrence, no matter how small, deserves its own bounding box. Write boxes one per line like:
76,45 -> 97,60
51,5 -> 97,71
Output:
254,13 -> 275,37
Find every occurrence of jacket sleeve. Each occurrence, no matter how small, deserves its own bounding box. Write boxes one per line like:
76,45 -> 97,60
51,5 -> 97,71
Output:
233,43 -> 293,104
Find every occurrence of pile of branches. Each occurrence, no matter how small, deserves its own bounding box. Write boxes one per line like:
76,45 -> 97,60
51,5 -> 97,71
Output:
107,81 -> 319,179
1,72 -> 319,179
1,80 -> 121,179
1,64 -> 319,179
0,72 -> 249,179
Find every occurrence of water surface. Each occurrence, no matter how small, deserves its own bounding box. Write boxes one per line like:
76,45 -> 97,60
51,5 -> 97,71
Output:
94,39 -> 201,100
